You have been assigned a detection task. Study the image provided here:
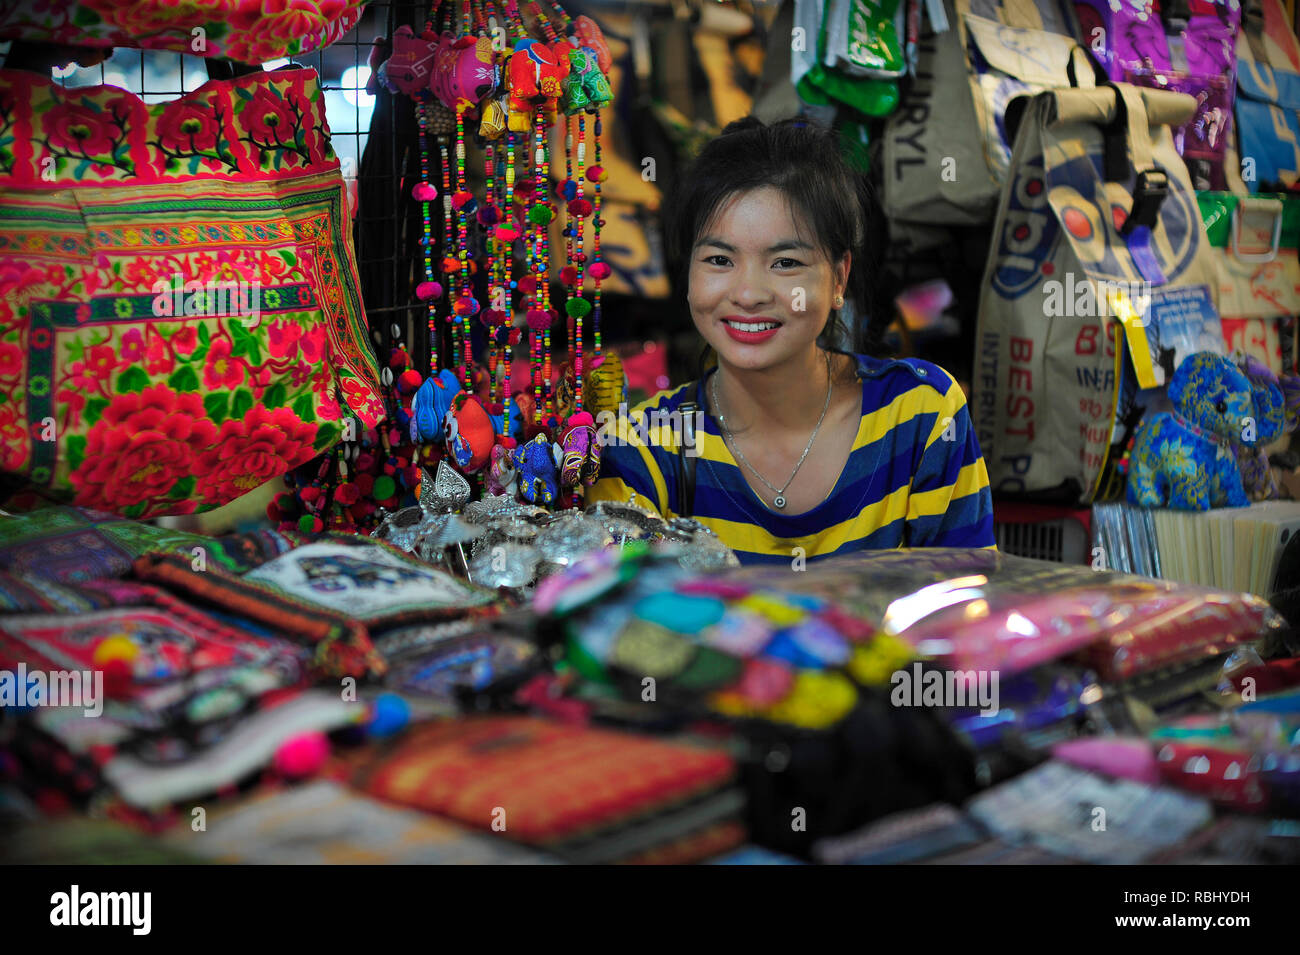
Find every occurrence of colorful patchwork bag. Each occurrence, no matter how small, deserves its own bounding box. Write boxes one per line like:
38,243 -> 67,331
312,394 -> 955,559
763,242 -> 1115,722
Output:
0,0 -> 366,66
0,67 -> 384,518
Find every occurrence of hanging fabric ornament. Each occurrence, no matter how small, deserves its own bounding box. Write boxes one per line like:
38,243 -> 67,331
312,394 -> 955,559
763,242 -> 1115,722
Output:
562,44 -> 612,113
411,368 -> 465,443
559,410 -> 600,497
444,391 -> 497,473
583,349 -> 625,418
486,442 -> 520,497
505,38 -> 571,132
572,14 -> 612,73
512,432 -> 561,506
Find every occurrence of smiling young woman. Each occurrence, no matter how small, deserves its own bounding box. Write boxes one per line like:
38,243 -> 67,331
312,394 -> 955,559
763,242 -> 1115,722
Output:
586,117 -> 997,565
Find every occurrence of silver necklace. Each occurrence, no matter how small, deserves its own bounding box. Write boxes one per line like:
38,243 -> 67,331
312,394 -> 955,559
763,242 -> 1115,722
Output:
711,351 -> 832,509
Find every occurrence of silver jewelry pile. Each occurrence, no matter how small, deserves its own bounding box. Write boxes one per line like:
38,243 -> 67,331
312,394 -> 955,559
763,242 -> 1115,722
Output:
373,490 -> 739,595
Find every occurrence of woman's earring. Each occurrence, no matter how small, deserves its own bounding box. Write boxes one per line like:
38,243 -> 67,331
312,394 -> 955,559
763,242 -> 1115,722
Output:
833,293 -> 845,309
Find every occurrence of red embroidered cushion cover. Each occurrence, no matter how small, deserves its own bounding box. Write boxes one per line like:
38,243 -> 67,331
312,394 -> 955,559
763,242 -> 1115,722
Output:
0,67 -> 383,518
0,0 -> 366,65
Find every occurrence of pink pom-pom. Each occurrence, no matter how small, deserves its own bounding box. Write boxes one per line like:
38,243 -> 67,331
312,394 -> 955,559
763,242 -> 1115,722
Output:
451,190 -> 476,212
271,732 -> 329,779
588,262 -> 612,281
494,226 -> 521,243
453,296 -> 480,316
559,265 -> 579,286
412,182 -> 438,201
586,164 -> 606,183
567,198 -> 593,217
415,281 -> 444,301
398,369 -> 423,393
516,276 -> 537,295
567,411 -> 595,428
526,308 -> 553,331
481,308 -> 507,327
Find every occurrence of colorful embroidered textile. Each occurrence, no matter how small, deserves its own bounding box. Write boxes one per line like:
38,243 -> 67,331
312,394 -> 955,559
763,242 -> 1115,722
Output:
0,568 -> 116,613
241,539 -> 498,621
0,505 -> 305,581
101,690 -> 365,808
132,538 -> 498,678
0,600 -> 302,694
131,551 -> 385,680
0,68 -> 383,518
352,715 -> 741,862
0,0 -> 366,66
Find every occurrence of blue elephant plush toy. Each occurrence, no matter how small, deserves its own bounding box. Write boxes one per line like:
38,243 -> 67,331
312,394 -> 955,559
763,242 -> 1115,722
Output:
512,433 -> 560,505
1127,351 -> 1256,510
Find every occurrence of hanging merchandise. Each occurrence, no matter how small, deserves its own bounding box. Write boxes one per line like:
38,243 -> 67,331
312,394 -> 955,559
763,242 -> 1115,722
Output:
0,0 -> 367,65
1224,0 -> 1300,194
0,67 -> 384,519
960,13 -> 1094,186
791,0 -> 902,115
974,83 -> 1225,505
1073,0 -> 1173,80
360,0 -> 618,523
1198,192 -> 1300,373
1109,0 -> 1241,190
1235,47 -> 1300,191
882,0 -> 1001,228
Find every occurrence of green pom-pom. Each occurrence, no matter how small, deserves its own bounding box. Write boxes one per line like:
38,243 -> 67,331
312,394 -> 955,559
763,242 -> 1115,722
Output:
527,205 -> 553,226
565,297 -> 593,319
298,514 -> 317,533
373,475 -> 397,500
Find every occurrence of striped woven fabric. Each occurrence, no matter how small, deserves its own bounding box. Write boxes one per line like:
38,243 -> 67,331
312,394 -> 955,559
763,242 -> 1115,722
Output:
587,352 -> 996,564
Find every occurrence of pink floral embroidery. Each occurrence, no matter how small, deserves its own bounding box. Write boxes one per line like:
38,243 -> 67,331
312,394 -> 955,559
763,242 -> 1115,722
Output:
202,336 -> 245,390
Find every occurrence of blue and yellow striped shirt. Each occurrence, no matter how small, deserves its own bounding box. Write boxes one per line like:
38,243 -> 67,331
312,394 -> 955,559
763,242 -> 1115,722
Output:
586,353 -> 996,564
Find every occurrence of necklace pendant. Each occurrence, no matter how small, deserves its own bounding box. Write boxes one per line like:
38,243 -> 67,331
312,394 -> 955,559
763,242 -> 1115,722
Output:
773,494 -> 785,509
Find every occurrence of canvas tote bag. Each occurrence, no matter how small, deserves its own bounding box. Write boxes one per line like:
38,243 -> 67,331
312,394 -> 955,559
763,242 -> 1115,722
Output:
973,83 -> 1225,503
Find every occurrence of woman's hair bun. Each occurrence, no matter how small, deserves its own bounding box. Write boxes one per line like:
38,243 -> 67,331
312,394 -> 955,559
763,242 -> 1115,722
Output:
720,116 -> 765,136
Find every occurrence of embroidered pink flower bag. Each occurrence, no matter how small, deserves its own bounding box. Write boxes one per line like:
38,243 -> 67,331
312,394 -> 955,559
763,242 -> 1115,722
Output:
0,0 -> 366,65
0,67 -> 384,518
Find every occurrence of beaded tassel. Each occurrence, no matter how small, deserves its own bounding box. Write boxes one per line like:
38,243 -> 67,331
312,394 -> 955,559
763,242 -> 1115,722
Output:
439,138 -> 455,368
484,140 -> 498,405
574,113 -> 586,411
534,104 -> 552,423
454,103 -> 472,386
592,113 -> 604,360
503,130 -> 516,438
417,103 -> 439,374
526,0 -> 559,42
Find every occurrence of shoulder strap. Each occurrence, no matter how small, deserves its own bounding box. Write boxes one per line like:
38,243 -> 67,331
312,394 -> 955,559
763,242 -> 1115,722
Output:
676,392 -> 700,518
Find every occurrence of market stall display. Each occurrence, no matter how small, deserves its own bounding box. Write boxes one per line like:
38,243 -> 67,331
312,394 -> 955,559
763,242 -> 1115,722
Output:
3,0 -> 1300,873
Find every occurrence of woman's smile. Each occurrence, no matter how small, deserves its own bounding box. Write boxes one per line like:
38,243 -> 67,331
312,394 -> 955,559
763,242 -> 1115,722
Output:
721,315 -> 783,343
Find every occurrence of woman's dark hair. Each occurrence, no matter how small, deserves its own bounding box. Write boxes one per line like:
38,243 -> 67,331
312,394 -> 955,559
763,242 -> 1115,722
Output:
662,116 -> 888,376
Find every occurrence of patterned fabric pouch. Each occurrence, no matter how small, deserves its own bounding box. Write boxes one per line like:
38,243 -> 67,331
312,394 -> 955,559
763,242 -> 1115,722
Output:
351,715 -> 744,864
0,67 -> 383,518
0,0 -> 366,65
131,538 -> 501,679
0,505 -> 306,582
